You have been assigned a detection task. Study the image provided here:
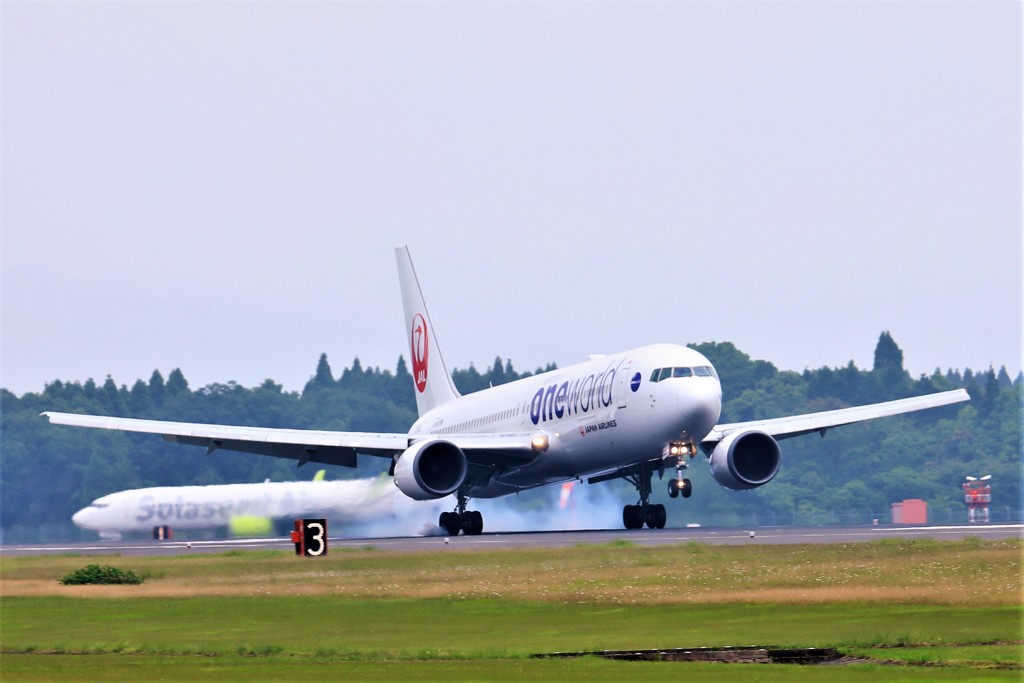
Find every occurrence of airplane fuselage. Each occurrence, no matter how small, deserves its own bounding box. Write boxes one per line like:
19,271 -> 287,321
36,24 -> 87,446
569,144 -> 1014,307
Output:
409,343 -> 723,497
72,478 -> 430,537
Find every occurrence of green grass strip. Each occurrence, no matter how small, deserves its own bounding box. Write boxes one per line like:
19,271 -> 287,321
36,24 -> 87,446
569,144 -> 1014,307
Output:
3,653 -> 1022,682
3,597 -> 1020,657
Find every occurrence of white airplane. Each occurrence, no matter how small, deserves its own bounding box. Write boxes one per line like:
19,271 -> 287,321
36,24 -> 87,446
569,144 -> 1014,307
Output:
72,472 -> 441,540
45,246 -> 970,536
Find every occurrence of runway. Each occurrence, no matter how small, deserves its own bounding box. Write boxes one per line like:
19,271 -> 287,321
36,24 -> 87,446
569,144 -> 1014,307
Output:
3,523 -> 1020,557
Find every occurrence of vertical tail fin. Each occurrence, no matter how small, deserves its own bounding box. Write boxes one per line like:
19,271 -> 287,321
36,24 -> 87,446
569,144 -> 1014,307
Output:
395,246 -> 461,415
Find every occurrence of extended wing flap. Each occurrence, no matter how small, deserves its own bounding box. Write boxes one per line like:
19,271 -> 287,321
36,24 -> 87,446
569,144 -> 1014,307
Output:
42,412 -> 409,465
42,411 -> 541,470
166,435 -> 361,468
703,388 -> 970,445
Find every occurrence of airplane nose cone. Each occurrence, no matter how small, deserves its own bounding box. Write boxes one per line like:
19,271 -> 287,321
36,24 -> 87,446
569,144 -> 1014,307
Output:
678,379 -> 722,437
72,508 -> 93,529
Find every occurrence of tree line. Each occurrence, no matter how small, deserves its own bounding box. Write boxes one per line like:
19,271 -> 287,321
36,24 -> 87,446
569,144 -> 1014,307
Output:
1,332 -> 1019,539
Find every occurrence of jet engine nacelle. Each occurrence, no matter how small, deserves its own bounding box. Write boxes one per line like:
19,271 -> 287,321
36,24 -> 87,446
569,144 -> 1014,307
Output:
393,439 -> 468,500
708,429 -> 781,491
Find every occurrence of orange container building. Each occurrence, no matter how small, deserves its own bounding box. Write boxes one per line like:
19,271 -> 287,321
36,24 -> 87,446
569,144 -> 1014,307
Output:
891,498 -> 928,524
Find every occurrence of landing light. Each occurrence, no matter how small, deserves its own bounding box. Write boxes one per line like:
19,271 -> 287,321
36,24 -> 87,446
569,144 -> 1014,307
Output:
667,442 -> 693,457
531,434 -> 550,452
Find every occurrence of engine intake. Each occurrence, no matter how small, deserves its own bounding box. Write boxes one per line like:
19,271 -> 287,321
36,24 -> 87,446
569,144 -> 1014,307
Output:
708,429 -> 781,491
393,439 -> 468,500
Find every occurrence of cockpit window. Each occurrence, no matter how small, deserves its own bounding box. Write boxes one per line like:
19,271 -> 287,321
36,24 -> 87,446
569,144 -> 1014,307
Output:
649,366 -> 718,382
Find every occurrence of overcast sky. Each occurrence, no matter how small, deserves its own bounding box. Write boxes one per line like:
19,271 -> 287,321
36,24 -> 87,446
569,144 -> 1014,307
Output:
3,1 -> 1021,398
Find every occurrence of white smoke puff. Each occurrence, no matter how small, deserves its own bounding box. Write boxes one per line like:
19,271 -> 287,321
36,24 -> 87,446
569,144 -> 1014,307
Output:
333,479 -> 630,539
475,483 -> 625,533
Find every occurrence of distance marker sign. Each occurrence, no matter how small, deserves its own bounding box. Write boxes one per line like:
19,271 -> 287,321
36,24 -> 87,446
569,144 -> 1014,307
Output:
290,519 -> 327,556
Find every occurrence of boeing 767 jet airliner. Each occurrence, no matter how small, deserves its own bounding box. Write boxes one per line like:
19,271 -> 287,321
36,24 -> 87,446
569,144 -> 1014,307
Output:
45,247 -> 969,535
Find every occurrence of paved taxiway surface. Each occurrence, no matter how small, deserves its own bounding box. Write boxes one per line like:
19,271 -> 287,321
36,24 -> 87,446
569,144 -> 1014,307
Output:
4,524 -> 1020,557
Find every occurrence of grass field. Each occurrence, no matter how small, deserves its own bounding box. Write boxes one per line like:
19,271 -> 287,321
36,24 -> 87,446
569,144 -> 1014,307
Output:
1,537 -> 1021,681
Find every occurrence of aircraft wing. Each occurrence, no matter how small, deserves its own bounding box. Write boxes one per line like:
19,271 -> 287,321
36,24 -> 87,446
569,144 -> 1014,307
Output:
41,412 -> 538,469
701,388 -> 970,445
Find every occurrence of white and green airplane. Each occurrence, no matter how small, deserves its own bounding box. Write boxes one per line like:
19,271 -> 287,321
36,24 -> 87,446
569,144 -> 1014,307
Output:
48,247 -> 970,537
72,471 -> 441,540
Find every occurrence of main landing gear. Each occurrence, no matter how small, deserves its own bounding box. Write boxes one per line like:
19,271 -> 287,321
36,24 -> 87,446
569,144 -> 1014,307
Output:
621,454 -> 695,529
621,461 -> 667,530
439,490 -> 483,536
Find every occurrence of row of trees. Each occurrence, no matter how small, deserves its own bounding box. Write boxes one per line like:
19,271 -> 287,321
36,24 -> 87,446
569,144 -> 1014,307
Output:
689,334 -> 1020,525
1,332 -> 1019,539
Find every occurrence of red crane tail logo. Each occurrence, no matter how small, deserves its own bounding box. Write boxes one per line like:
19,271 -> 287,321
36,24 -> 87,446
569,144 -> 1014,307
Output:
411,313 -> 429,393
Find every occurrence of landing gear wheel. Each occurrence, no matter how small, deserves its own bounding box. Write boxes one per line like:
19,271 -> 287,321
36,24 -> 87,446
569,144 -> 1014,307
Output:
645,503 -> 667,529
461,510 -> 483,536
623,504 -> 644,530
669,477 -> 692,500
440,511 -> 461,536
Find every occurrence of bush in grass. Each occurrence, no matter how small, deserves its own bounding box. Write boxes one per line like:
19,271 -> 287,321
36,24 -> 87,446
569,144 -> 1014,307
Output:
60,564 -> 143,585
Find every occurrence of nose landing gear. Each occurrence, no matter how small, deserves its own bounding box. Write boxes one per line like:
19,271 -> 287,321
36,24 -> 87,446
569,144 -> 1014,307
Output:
668,477 -> 692,498
667,446 -> 694,499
